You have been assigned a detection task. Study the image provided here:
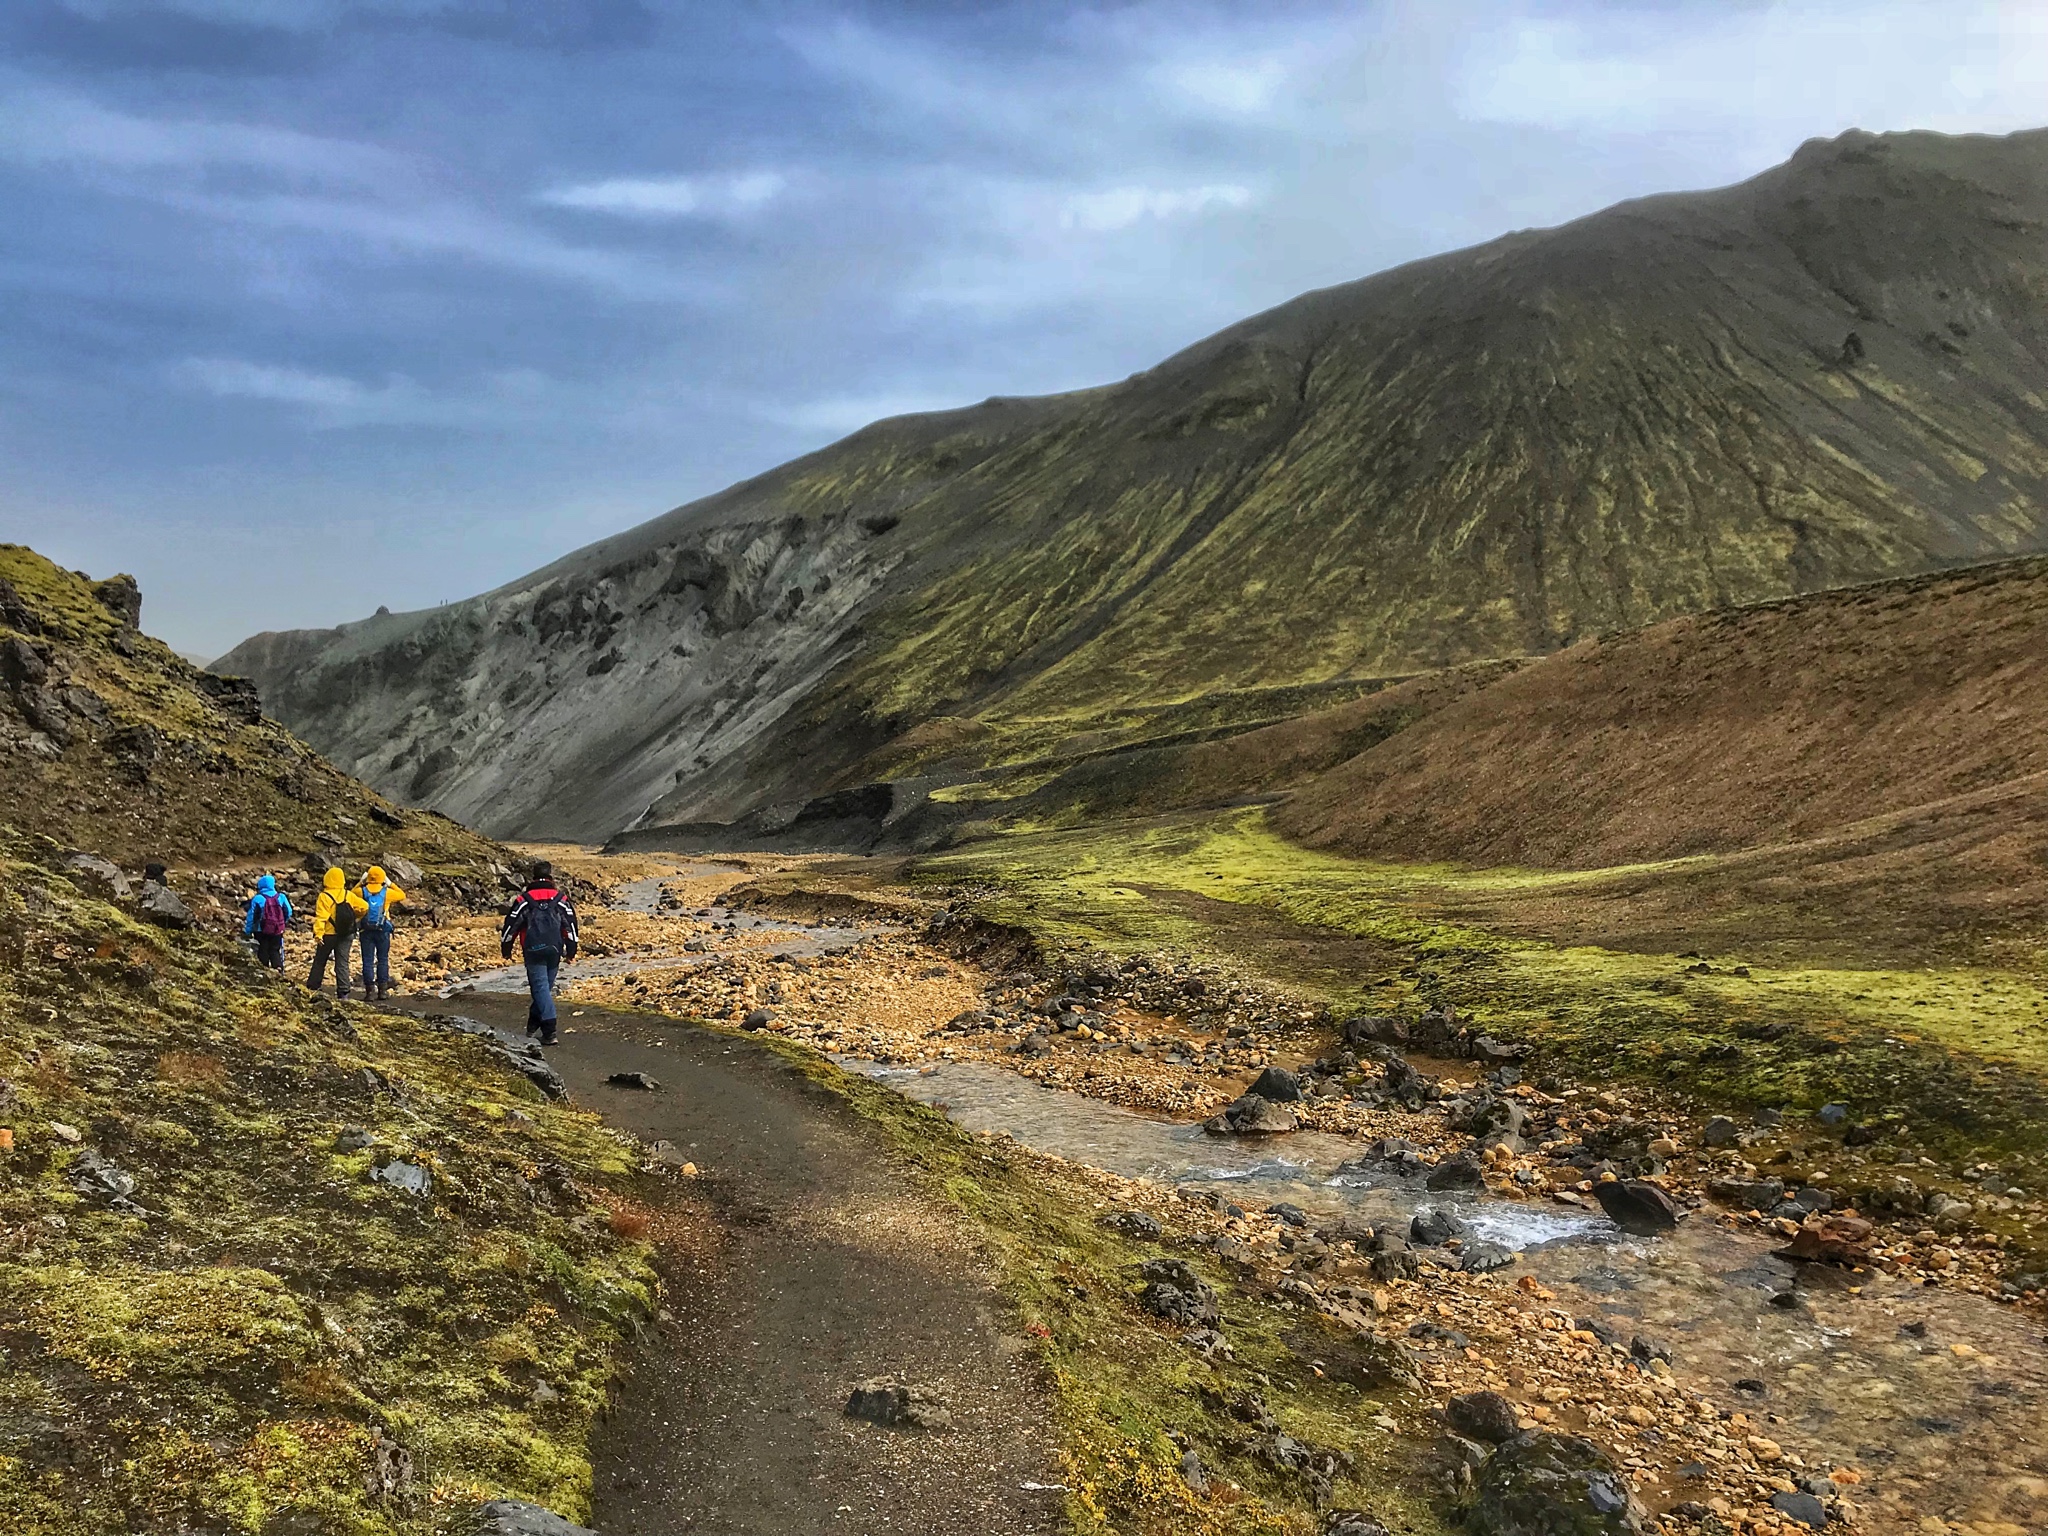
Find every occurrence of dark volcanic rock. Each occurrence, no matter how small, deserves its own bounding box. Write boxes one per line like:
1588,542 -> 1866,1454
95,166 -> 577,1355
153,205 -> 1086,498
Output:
1769,1491 -> 1828,1530
473,1502 -> 598,1536
1097,1209 -> 1163,1240
1448,1390 -> 1522,1444
1470,1431 -> 1647,1535
135,881 -> 195,930
1410,1208 -> 1467,1247
605,1071 -> 661,1091
1591,1179 -> 1680,1235
1133,1258 -> 1220,1328
1426,1154 -> 1485,1192
1204,1091 -> 1297,1135
1248,1065 -> 1302,1101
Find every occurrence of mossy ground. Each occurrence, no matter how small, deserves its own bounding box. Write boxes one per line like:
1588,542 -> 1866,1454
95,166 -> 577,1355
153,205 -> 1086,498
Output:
750,1034 -> 1453,1536
0,836 -> 656,1535
912,809 -> 2048,1180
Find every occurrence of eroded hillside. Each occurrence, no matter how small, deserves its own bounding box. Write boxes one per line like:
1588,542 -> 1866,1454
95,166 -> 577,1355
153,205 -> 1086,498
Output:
222,127 -> 2048,841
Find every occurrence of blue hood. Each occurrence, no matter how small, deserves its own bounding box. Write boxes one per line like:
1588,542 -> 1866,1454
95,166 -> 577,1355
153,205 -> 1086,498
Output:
256,875 -> 276,894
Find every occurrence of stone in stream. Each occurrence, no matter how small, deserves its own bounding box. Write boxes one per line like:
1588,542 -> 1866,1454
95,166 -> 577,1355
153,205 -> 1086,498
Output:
473,1499 -> 600,1535
1426,1154 -> 1485,1192
1459,1241 -> 1516,1274
605,1071 -> 661,1091
1248,1065 -> 1302,1101
1204,1091 -> 1296,1135
1469,1431 -> 1646,1535
1776,1214 -> 1874,1266
1410,1208 -> 1466,1247
844,1376 -> 954,1430
1590,1179 -> 1679,1235
1133,1258 -> 1221,1328
1447,1390 -> 1522,1444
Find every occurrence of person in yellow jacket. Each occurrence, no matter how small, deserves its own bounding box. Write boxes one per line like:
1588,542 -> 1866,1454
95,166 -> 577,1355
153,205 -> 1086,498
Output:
352,866 -> 408,1001
307,866 -> 369,999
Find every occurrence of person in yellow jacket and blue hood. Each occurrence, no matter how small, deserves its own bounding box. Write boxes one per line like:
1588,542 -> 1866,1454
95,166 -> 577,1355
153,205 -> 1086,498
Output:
353,866 -> 407,1001
307,866 -> 369,998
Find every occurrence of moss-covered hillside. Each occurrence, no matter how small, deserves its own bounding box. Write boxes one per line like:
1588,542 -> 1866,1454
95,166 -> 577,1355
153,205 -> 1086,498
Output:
0,834 -> 656,1534
223,127 -> 2048,841
0,544 -> 496,876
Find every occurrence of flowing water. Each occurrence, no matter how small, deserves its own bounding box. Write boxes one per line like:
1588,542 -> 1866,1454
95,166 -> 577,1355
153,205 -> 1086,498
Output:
855,1059 -> 2048,1531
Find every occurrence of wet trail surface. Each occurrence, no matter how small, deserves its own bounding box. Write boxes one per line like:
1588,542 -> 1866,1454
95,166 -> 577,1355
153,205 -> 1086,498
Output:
393,992 -> 1059,1536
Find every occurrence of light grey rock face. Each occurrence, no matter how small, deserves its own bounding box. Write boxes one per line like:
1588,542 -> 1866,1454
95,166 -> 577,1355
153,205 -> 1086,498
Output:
218,506 -> 911,840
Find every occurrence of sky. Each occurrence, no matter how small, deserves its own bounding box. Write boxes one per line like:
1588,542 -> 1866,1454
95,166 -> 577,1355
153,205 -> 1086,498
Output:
2,1 -> 2045,657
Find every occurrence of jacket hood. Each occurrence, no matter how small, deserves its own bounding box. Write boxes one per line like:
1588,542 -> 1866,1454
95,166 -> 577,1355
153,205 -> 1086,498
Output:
256,875 -> 276,895
322,868 -> 345,895
364,867 -> 386,890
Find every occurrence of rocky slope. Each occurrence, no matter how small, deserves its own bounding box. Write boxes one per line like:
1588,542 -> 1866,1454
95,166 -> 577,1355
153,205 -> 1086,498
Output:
220,127 -> 2048,842
0,543 -> 498,879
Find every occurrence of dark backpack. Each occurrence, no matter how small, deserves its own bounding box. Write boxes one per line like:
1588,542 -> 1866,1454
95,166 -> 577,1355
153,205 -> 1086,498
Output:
520,893 -> 566,956
330,896 -> 360,940
257,894 -> 289,936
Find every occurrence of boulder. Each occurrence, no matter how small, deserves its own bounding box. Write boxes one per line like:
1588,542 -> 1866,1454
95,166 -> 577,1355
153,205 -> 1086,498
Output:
1591,1180 -> 1679,1235
1700,1115 -> 1741,1148
473,1501 -> 600,1536
1204,1091 -> 1296,1135
1410,1208 -> 1466,1247
135,881 -> 195,930
62,852 -> 130,900
741,1007 -> 779,1031
1426,1154 -> 1485,1192
1133,1258 -> 1220,1328
372,1160 -> 433,1198
844,1377 -> 953,1430
1248,1065 -> 1302,1102
1470,1431 -> 1646,1535
383,855 -> 425,887
1448,1390 -> 1521,1444
1096,1209 -> 1163,1240
1460,1241 -> 1516,1273
1776,1214 -> 1874,1267
1769,1491 -> 1827,1531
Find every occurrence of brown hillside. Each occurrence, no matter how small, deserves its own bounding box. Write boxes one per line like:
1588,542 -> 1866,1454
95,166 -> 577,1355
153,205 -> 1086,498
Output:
1275,556 -> 2048,874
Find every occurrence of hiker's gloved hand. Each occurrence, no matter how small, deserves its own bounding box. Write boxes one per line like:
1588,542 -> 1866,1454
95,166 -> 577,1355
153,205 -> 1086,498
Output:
501,946 -> 513,961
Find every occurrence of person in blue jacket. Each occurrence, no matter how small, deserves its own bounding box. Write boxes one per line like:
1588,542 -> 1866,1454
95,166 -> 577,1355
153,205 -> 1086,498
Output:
242,874 -> 293,970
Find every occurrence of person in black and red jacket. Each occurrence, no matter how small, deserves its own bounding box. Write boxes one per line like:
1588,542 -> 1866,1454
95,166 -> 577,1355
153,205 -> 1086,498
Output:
501,862 -> 579,1046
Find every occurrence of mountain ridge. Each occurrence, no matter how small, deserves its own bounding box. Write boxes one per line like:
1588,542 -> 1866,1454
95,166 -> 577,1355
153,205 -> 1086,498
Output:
218,125 -> 2048,841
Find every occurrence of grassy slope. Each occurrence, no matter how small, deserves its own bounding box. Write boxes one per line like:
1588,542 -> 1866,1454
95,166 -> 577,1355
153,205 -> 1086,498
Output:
0,549 -> 655,1534
916,810 -> 2048,1183
0,839 -> 656,1534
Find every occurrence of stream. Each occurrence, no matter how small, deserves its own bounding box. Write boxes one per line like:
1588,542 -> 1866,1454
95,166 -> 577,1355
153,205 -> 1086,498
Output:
854,1059 -> 2048,1529
466,868 -> 2048,1530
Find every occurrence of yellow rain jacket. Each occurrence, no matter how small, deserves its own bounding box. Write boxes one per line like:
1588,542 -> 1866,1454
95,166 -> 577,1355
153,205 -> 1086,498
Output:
312,867 -> 369,939
353,867 -> 407,930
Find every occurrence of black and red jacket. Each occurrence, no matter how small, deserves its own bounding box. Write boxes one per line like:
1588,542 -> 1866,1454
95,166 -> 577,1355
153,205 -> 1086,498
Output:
501,885 -> 579,961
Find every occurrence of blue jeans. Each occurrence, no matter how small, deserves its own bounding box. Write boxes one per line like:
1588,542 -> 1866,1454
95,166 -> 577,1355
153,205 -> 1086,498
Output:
360,926 -> 393,993
525,951 -> 561,1038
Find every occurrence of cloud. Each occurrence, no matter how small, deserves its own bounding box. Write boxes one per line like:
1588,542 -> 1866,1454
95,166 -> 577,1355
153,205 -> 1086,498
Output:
761,389 -> 975,436
171,355 -> 550,429
1058,183 -> 1254,232
539,170 -> 787,220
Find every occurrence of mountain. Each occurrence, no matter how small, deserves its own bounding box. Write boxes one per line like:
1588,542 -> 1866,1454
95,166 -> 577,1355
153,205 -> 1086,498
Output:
217,127 -> 2048,843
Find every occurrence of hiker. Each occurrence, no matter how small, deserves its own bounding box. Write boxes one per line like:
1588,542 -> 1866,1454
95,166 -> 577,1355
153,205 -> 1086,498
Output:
307,866 -> 368,998
353,865 -> 408,1001
500,862 -> 578,1046
241,874 -> 293,970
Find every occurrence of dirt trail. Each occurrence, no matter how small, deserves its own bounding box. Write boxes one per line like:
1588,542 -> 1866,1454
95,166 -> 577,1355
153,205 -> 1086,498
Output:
393,992 -> 1060,1536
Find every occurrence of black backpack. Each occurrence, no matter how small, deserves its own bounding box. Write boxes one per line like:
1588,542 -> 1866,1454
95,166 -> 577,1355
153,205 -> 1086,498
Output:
521,894 -> 567,955
330,896 -> 360,940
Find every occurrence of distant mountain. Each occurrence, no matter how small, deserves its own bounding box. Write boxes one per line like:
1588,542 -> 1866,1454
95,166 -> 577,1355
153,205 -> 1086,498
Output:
218,127 -> 2048,843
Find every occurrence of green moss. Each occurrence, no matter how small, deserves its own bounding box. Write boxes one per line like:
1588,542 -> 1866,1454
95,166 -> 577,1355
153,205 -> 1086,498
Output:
0,835 -> 656,1535
754,1037 -> 1453,1536
915,809 -> 2048,1172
